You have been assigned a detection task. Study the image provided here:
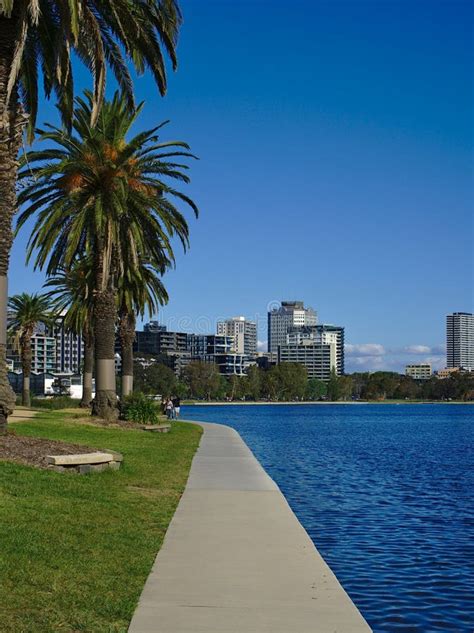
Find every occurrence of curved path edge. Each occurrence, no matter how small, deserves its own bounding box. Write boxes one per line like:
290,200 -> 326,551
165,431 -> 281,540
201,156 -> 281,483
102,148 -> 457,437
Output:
129,420 -> 371,632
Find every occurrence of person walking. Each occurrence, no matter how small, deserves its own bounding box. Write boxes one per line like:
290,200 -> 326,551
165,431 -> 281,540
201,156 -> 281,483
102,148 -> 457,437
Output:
172,396 -> 181,419
165,397 -> 174,420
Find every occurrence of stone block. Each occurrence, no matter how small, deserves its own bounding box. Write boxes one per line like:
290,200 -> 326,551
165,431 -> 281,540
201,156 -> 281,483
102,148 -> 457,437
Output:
46,452 -> 115,466
89,463 -> 110,473
103,449 -> 124,462
141,424 -> 171,433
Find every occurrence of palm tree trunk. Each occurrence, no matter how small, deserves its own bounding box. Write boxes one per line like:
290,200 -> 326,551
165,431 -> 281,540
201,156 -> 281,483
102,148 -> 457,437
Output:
80,328 -> 94,408
0,12 -> 26,432
21,334 -> 32,407
91,250 -> 119,420
119,311 -> 136,398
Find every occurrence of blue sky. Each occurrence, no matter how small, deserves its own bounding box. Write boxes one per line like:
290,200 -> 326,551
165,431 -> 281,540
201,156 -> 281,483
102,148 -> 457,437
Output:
10,0 -> 473,372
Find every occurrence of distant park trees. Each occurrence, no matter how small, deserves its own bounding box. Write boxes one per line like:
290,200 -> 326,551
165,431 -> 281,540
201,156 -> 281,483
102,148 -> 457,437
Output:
131,360 -> 474,402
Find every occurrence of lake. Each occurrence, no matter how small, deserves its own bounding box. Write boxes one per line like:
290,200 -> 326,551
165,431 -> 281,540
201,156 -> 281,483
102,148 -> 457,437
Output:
182,404 -> 474,632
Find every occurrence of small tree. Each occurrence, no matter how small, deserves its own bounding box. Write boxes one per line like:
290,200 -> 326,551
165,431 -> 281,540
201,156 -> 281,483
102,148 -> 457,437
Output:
8,293 -> 55,406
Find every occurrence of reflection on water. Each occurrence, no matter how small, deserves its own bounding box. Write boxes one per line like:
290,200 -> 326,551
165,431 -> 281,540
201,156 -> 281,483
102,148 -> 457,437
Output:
182,404 -> 474,632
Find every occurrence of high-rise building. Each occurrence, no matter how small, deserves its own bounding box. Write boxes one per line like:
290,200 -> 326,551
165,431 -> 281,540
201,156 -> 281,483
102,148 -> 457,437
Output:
446,312 -> 474,370
31,334 -> 57,373
50,316 -> 83,374
267,301 -> 317,353
278,342 -> 335,381
217,317 -> 257,357
285,324 -> 344,375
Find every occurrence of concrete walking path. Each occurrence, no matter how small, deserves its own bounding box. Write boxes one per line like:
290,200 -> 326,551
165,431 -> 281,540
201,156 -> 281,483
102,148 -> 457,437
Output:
129,421 -> 371,632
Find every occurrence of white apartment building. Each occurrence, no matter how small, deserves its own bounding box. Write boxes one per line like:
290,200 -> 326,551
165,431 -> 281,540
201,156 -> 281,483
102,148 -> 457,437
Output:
447,312 -> 474,370
217,317 -> 257,358
31,334 -> 56,373
51,316 -> 83,374
278,340 -> 336,381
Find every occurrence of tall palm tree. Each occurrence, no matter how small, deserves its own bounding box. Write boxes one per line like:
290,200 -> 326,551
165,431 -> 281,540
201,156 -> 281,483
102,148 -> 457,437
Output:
118,256 -> 170,397
17,92 -> 198,420
44,259 -> 95,408
8,292 -> 55,406
0,1 -> 182,429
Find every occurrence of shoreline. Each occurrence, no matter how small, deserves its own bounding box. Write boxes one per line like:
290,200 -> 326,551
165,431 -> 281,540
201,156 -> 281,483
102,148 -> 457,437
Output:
130,419 -> 371,632
184,400 -> 473,406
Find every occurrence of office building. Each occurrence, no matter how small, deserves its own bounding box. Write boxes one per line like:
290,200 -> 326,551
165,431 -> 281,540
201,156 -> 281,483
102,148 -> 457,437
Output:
268,301 -> 317,354
134,324 -> 248,376
134,327 -> 188,356
285,324 -> 344,375
405,364 -> 432,380
187,334 -> 248,376
217,317 -> 257,357
447,312 -> 474,370
278,342 -> 335,381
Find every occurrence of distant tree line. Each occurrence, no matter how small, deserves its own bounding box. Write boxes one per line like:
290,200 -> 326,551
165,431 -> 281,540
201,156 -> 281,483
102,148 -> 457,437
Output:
134,360 -> 474,402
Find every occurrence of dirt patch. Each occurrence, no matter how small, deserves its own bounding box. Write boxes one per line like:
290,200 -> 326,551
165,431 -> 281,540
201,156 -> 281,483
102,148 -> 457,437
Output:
68,414 -> 168,430
0,433 -> 97,470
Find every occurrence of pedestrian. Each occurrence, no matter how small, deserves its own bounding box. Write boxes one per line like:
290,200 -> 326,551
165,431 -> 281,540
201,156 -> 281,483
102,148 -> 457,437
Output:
172,396 -> 181,419
165,397 -> 173,420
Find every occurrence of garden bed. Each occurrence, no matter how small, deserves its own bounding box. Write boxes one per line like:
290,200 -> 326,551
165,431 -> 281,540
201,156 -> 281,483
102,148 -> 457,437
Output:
0,433 -> 96,470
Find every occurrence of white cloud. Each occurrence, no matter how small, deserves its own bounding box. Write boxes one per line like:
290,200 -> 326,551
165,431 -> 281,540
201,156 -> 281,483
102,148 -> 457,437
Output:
345,343 -> 385,356
404,345 -> 432,354
257,340 -> 267,352
423,356 -> 446,370
344,341 -> 446,373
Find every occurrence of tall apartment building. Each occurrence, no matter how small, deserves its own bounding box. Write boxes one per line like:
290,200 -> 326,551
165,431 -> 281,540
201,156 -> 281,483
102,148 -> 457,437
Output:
268,301 -> 317,353
51,316 -> 83,374
7,317 -> 77,374
217,317 -> 257,357
447,312 -> 474,370
286,324 -> 345,375
278,342 -> 335,381
31,334 -> 57,373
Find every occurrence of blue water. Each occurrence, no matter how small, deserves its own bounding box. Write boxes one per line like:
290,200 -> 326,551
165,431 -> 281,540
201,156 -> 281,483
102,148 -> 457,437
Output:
182,404 -> 474,632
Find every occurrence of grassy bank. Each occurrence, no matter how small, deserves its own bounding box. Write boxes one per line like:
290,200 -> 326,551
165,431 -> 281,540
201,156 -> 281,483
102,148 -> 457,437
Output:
0,411 -> 202,632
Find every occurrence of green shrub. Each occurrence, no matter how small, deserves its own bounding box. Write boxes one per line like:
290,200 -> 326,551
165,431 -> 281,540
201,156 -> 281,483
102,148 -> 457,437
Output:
31,396 -> 80,410
122,392 -> 160,425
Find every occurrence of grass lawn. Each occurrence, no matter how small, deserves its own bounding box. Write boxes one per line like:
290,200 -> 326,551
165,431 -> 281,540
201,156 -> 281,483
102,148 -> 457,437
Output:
0,411 -> 202,632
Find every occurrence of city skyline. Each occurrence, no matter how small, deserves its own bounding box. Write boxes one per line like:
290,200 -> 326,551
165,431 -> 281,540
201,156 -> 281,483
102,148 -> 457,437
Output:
9,0 -> 473,374
134,302 -> 452,374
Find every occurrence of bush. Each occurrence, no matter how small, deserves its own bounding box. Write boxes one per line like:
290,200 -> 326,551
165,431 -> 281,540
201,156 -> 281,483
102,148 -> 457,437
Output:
31,396 -> 81,410
121,392 -> 160,425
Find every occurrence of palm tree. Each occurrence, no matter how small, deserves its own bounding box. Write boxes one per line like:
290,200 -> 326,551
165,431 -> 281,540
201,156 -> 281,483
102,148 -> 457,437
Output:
8,293 -> 55,406
17,92 -> 198,420
118,256 -> 170,397
0,1 -> 182,429
44,259 -> 95,408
